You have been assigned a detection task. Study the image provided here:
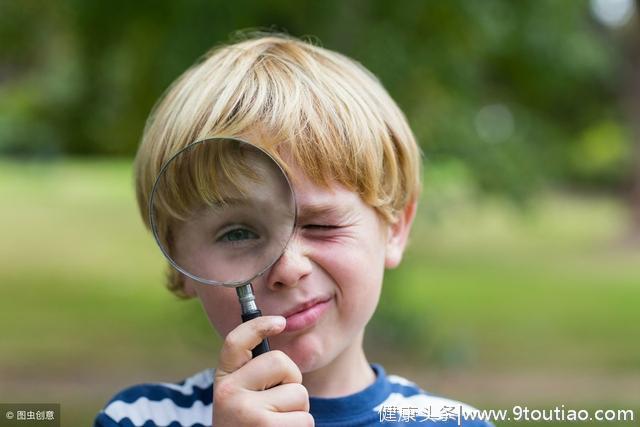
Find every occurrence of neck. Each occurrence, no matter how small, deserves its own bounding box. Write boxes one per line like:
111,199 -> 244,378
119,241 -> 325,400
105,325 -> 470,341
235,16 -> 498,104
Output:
301,331 -> 375,398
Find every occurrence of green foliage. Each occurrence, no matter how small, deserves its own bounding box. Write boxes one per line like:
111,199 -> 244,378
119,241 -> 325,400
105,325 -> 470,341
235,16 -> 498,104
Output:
0,0 -> 634,198
570,119 -> 633,185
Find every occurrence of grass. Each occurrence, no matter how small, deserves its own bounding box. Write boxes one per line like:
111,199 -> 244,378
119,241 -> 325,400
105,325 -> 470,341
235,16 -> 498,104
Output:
1,158 -> 639,426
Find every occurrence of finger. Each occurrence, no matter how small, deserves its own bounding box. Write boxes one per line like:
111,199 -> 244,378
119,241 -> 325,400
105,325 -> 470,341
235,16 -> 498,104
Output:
266,411 -> 315,427
255,383 -> 310,413
217,316 -> 286,375
233,350 -> 302,391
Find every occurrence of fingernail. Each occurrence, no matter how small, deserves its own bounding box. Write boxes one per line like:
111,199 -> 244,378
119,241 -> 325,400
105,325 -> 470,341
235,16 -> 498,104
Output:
272,316 -> 286,328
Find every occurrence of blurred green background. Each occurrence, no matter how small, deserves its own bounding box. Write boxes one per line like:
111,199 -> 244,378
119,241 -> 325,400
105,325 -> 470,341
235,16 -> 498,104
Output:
1,1 -> 639,426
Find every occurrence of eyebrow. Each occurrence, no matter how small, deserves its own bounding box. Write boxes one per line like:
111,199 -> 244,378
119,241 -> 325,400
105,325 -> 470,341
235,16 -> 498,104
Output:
204,197 -> 293,217
297,203 -> 351,221
199,198 -> 251,213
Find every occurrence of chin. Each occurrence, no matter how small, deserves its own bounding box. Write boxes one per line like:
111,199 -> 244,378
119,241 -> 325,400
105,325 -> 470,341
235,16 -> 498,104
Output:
276,333 -> 328,373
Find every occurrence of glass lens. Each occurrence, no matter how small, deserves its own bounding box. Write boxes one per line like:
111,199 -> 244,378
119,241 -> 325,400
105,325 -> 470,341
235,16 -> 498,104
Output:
149,137 -> 296,286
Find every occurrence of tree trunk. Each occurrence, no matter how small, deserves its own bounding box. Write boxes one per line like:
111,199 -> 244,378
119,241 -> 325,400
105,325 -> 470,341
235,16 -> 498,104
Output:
624,1 -> 640,242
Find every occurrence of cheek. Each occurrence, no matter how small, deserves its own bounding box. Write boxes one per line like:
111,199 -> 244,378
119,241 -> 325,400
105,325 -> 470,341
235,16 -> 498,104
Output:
194,285 -> 242,337
311,239 -> 385,314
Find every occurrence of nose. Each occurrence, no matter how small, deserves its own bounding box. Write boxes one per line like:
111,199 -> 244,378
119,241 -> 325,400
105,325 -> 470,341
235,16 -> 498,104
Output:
266,236 -> 312,290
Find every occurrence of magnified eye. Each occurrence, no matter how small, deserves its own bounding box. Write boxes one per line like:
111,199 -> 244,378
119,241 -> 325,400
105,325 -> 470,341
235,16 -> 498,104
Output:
218,227 -> 259,243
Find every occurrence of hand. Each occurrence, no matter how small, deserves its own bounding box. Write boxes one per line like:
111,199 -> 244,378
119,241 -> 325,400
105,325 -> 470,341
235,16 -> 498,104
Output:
212,315 -> 314,427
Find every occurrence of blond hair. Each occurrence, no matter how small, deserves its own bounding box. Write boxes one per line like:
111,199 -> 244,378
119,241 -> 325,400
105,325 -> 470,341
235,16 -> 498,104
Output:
134,33 -> 422,297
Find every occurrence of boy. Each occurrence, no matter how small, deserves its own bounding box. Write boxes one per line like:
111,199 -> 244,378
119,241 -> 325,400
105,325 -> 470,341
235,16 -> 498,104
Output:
94,34 -> 493,426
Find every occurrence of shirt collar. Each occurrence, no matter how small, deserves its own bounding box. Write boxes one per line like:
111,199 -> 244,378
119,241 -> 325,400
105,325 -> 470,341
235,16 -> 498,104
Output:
309,363 -> 390,423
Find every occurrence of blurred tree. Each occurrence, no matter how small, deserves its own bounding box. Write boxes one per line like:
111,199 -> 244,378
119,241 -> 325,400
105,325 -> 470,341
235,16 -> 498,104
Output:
0,0 -> 634,207
623,0 -> 640,239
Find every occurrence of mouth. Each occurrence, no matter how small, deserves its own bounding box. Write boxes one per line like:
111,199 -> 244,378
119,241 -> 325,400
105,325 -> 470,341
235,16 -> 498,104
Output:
281,296 -> 333,333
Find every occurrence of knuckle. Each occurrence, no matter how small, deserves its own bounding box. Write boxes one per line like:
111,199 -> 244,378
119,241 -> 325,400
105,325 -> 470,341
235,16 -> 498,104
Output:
291,382 -> 309,399
223,330 -> 242,351
295,384 -> 310,411
271,349 -> 287,361
284,351 -> 297,369
213,378 -> 236,403
300,383 -> 310,399
302,412 -> 315,426
269,350 -> 288,368
275,350 -> 301,381
270,350 -> 299,379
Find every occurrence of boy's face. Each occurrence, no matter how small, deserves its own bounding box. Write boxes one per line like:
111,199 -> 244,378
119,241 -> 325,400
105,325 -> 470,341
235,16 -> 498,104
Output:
183,160 -> 414,374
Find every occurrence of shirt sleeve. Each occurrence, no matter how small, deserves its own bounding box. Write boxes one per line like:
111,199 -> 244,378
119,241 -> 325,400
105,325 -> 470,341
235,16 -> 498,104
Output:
93,411 -> 122,427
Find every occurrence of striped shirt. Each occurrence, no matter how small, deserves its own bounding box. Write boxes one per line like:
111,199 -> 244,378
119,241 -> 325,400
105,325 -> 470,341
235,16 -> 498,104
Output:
94,364 -> 494,426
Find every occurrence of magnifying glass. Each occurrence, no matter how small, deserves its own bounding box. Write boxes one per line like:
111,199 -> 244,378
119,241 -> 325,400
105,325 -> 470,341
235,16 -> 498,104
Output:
148,137 -> 296,357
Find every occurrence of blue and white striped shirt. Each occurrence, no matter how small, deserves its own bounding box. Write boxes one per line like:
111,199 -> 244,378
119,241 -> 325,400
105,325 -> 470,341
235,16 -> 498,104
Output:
94,364 -> 493,426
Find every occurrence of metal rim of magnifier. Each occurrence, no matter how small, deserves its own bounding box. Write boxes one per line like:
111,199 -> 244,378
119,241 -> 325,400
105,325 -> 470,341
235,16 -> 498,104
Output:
148,136 -> 298,288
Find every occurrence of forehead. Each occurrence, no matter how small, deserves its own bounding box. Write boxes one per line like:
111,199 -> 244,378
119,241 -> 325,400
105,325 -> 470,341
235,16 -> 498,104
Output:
287,163 -> 365,219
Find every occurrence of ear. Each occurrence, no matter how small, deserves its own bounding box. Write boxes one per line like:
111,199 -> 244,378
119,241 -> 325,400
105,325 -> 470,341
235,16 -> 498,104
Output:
384,199 -> 417,269
181,275 -> 198,298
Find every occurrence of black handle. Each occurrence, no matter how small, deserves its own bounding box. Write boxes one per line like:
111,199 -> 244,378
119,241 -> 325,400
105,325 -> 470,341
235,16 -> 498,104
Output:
241,309 -> 271,358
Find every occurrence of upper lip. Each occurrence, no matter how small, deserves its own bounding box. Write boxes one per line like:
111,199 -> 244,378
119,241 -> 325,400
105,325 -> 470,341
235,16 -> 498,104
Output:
281,296 -> 332,318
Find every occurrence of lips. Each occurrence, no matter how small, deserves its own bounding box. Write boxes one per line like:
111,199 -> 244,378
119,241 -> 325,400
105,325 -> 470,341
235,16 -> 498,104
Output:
282,296 -> 332,317
281,296 -> 333,332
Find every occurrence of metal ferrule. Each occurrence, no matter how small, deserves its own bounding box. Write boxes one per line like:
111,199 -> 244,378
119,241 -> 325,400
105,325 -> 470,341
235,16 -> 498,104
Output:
236,283 -> 258,314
